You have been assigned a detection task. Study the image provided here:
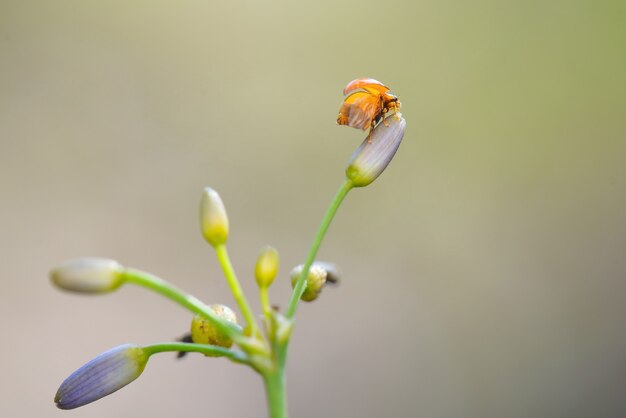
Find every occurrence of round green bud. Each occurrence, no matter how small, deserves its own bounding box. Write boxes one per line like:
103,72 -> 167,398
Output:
290,264 -> 328,302
255,246 -> 279,288
199,187 -> 229,247
346,113 -> 406,187
50,258 -> 124,294
190,304 -> 238,352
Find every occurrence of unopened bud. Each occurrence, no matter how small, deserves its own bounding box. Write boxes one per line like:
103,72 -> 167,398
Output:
290,264 -> 328,302
55,344 -> 149,409
191,304 -> 238,351
50,258 -> 124,294
346,113 -> 406,187
255,246 -> 279,288
311,261 -> 340,285
199,187 -> 229,247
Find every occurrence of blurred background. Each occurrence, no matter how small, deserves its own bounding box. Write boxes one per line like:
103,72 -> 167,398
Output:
1,1 -> 625,417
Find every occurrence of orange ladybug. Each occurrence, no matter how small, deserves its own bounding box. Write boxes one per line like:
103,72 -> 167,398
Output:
337,78 -> 401,139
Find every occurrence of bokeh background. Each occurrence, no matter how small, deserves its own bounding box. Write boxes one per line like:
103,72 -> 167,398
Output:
1,1 -> 625,417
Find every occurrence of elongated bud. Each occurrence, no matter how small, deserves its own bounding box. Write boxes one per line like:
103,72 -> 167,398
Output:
55,344 -> 149,409
191,304 -> 238,351
346,113 -> 406,187
50,258 -> 124,294
255,246 -> 279,288
199,187 -> 229,247
290,263 -> 329,302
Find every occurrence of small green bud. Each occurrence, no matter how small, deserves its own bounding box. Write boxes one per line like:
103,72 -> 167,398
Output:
50,258 -> 124,294
190,304 -> 238,351
290,264 -> 328,302
346,113 -> 406,187
255,246 -> 279,287
199,187 -> 229,247
55,344 -> 149,409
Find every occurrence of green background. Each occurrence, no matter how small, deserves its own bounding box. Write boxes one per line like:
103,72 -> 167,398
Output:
1,1 -> 625,417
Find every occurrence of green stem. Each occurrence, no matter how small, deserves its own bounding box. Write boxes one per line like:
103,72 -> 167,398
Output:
143,342 -> 249,365
260,286 -> 271,317
122,269 -> 242,340
214,244 -> 260,337
264,368 -> 287,418
285,179 -> 353,319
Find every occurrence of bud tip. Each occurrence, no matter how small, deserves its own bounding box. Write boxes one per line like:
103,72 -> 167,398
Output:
199,187 -> 229,247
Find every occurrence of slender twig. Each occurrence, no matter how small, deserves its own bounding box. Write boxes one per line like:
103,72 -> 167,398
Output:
214,244 -> 260,337
285,179 -> 353,319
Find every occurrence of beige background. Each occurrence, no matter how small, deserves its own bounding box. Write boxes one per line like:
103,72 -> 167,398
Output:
1,1 -> 625,417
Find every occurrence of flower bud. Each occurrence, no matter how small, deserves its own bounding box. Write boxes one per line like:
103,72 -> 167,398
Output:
50,258 -> 124,294
346,113 -> 406,187
255,246 -> 279,288
290,264 -> 328,302
311,261 -> 340,285
199,187 -> 229,247
191,304 -> 238,351
55,344 -> 149,410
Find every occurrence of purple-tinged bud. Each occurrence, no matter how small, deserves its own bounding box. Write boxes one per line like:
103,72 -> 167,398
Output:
346,113 -> 406,187
50,258 -> 124,294
55,344 -> 149,409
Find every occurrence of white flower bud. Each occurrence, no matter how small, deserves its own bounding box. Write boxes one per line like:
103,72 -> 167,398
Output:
50,258 -> 124,294
346,113 -> 406,187
199,187 -> 229,247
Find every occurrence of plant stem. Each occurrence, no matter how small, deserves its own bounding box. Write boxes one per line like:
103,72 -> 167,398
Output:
274,179 -> 354,414
285,179 -> 353,319
122,269 -> 242,340
143,342 -> 249,365
214,244 -> 260,337
264,368 -> 287,418
260,286 -> 272,317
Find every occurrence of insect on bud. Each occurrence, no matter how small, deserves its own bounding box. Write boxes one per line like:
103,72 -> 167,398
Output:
190,304 -> 238,351
50,258 -> 124,294
255,246 -> 279,288
199,187 -> 229,247
55,344 -> 149,410
290,263 -> 331,302
346,113 -> 406,187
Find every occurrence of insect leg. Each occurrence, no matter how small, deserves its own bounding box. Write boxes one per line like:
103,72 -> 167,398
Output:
379,96 -> 389,127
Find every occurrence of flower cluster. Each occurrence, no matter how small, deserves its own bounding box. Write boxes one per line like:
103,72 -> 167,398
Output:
51,79 -> 406,415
